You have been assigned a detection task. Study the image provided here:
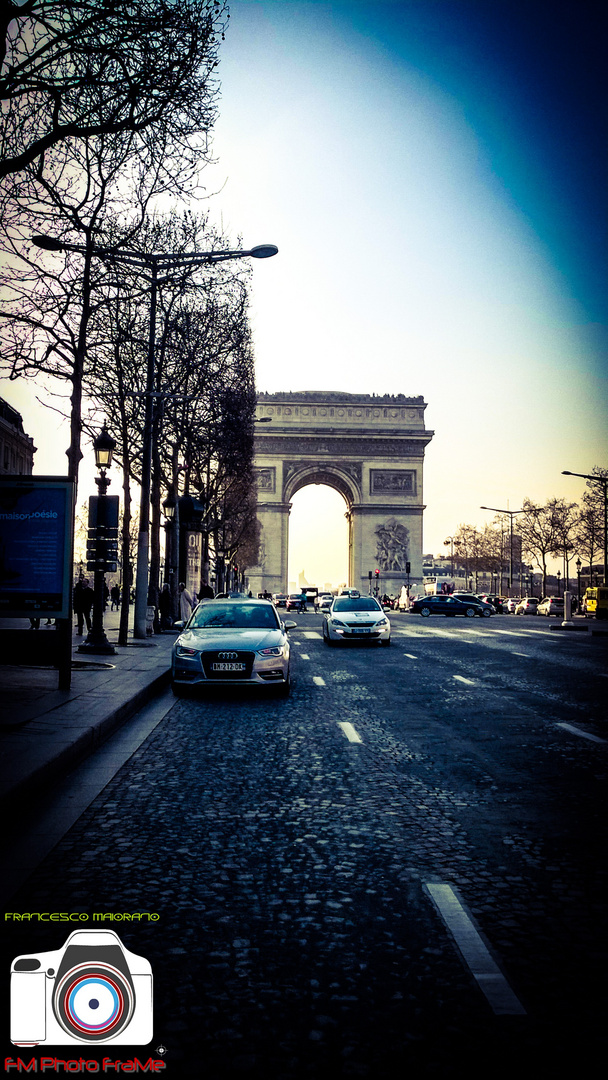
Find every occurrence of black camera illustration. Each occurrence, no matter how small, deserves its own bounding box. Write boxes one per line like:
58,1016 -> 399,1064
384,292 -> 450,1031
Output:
10,929 -> 152,1045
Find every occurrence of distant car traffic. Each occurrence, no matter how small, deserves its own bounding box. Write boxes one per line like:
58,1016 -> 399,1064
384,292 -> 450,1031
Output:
316,593 -> 334,612
323,595 -> 390,645
286,593 -> 305,611
515,597 -> 540,615
171,598 -> 296,696
537,597 -> 564,616
479,594 -> 506,613
273,594 -> 288,608
451,593 -> 494,616
503,598 -> 520,614
411,595 -> 492,618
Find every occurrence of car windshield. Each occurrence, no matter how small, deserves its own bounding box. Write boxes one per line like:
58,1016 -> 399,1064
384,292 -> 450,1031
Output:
332,597 -> 380,612
189,603 -> 280,630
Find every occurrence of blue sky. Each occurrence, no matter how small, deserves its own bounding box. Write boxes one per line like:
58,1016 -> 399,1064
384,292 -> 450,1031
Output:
201,0 -> 606,584
7,0 -> 606,587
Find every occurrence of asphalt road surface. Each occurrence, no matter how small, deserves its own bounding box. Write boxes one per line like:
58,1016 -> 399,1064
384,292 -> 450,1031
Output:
2,612 -> 607,1079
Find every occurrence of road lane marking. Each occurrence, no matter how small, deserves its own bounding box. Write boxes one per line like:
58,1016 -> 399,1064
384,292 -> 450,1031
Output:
424,883 -> 526,1016
312,675 -> 326,687
452,675 -> 476,685
303,631 -> 322,639
338,721 -> 363,743
404,653 -> 418,659
486,629 -> 528,638
556,722 -> 607,744
300,654 -> 310,660
512,652 -> 530,657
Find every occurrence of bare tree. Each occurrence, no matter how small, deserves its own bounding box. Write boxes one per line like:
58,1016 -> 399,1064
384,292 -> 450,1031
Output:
1,0 -> 227,182
548,497 -> 579,591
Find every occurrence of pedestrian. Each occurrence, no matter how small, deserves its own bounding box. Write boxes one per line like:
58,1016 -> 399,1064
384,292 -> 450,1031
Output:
73,578 -> 94,635
110,584 -> 121,611
159,583 -> 173,630
179,582 -> 194,622
199,581 -> 214,599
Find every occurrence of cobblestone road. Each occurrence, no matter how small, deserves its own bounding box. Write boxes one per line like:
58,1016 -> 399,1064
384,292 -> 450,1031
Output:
2,614 -> 607,1079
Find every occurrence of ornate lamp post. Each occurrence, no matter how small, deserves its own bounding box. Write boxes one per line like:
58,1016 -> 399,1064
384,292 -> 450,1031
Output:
78,425 -> 117,655
556,570 -> 561,597
576,557 -> 582,609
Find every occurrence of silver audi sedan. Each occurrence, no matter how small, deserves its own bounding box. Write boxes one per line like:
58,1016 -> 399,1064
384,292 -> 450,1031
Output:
171,599 -> 296,696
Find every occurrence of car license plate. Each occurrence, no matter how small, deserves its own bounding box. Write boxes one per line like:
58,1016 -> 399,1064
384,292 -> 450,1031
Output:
352,628 -> 371,634
212,662 -> 246,671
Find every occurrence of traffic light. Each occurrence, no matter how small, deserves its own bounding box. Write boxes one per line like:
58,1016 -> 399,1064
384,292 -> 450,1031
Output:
406,562 -> 411,574
375,569 -> 380,578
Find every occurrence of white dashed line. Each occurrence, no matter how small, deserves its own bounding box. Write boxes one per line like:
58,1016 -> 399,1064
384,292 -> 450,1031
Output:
512,652 -> 530,657
424,883 -> 526,1016
312,675 -> 326,687
303,631 -> 322,639
338,722 -> 363,743
556,722 -> 607,744
403,653 -> 418,660
452,675 -> 476,685
300,654 -> 310,660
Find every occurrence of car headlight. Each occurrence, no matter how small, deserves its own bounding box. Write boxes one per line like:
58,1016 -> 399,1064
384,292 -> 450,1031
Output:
376,617 -> 388,626
330,619 -> 346,628
257,645 -> 286,657
176,645 -> 199,658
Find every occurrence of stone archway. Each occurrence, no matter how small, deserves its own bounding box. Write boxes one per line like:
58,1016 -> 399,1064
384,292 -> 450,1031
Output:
248,391 -> 434,598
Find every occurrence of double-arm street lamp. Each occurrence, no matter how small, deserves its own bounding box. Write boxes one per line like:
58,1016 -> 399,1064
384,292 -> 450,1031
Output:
480,505 -> 528,596
33,234 -> 278,638
562,470 -> 608,586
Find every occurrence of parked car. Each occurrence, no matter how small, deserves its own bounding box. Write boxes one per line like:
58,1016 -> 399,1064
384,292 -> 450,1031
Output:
515,597 -> 540,615
411,595 -> 491,618
451,593 -> 494,616
273,593 -> 288,608
317,593 -> 334,612
171,598 -> 296,696
537,597 -> 564,616
323,595 -> 390,646
286,593 -> 305,612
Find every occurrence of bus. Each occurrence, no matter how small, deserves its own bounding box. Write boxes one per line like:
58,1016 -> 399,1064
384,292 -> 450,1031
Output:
584,586 -> 608,619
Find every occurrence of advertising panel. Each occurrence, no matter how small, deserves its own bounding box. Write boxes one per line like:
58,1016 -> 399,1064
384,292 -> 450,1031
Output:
0,476 -> 75,618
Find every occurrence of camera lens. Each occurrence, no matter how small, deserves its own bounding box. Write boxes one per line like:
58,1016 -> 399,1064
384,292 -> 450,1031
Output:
54,963 -> 134,1042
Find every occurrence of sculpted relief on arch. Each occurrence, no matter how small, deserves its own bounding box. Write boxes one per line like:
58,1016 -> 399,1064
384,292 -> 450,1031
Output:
375,517 -> 409,572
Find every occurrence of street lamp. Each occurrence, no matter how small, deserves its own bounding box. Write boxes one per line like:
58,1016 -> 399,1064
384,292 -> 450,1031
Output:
562,470 -> 608,586
576,556 -> 582,609
78,425 -> 117,655
480,505 -> 532,597
33,234 -> 278,638
556,569 -> 561,597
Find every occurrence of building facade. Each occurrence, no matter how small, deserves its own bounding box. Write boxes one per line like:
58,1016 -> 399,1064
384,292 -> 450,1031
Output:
0,397 -> 36,475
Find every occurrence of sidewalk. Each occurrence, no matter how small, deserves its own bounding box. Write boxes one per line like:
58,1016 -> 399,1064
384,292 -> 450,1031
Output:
0,610 -> 175,811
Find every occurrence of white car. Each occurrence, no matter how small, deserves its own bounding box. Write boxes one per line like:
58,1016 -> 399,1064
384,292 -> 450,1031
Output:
316,593 -> 334,612
323,595 -> 391,646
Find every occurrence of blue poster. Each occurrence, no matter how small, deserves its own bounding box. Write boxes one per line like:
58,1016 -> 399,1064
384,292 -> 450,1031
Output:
0,478 -> 74,616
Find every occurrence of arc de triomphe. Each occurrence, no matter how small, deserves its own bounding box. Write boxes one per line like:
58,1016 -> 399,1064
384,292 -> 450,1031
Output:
247,391 -> 434,597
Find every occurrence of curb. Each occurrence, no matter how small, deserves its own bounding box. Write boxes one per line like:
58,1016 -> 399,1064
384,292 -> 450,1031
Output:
1,666 -> 171,814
